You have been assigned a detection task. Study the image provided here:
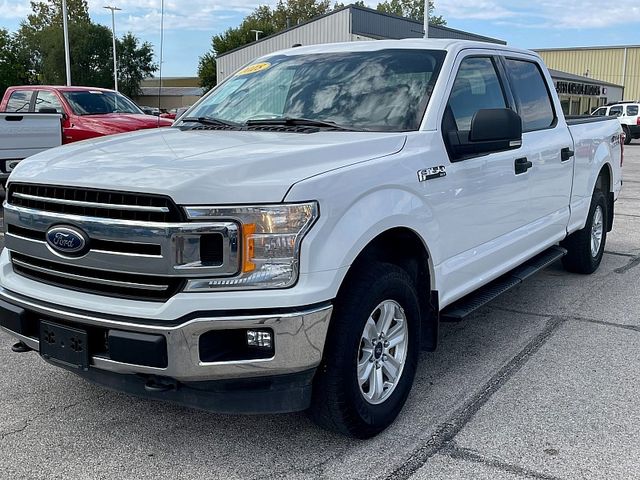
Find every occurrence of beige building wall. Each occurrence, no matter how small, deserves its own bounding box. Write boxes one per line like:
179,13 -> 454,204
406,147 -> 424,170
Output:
536,46 -> 640,101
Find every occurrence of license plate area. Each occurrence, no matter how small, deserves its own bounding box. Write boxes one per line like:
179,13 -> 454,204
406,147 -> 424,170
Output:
40,320 -> 89,370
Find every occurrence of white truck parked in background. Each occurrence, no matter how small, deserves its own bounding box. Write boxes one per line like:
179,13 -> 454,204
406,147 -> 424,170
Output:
0,113 -> 62,188
0,40 -> 623,438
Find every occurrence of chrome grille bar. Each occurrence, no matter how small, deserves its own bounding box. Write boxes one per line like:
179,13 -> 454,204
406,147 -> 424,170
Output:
12,257 -> 169,291
12,192 -> 170,213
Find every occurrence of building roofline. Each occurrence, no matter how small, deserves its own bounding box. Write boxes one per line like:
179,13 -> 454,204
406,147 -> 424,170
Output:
217,4 -> 505,59
548,68 -> 623,88
535,44 -> 640,52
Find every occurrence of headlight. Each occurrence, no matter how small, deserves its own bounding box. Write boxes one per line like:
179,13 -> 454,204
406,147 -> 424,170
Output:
183,202 -> 319,290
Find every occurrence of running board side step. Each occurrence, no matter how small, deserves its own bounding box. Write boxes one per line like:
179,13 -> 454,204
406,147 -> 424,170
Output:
440,246 -> 567,322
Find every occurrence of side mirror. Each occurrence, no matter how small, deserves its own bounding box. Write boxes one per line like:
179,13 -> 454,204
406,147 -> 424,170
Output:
448,108 -> 522,160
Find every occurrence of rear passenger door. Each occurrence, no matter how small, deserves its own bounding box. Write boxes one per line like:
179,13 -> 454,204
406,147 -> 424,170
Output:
502,56 -> 574,242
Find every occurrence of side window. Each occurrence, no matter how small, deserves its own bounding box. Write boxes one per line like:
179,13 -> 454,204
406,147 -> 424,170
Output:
5,90 -> 33,112
447,57 -> 507,131
592,107 -> 607,117
609,106 -> 623,117
35,90 -> 64,113
505,59 -> 555,131
626,105 -> 639,116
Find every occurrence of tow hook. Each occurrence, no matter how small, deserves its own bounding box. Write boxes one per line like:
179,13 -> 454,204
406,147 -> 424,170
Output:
11,341 -> 31,353
144,376 -> 177,393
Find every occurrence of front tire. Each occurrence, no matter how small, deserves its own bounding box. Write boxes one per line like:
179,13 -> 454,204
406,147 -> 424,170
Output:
561,189 -> 608,274
623,126 -> 632,145
309,262 -> 421,438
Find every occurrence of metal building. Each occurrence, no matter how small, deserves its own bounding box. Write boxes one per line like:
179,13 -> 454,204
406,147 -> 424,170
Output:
536,45 -> 640,101
216,5 -> 505,82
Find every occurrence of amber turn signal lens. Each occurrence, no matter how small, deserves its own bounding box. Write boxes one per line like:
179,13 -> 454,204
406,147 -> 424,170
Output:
242,223 -> 256,273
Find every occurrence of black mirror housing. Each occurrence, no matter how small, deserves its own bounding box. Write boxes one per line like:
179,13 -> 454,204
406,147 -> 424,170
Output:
448,108 -> 523,160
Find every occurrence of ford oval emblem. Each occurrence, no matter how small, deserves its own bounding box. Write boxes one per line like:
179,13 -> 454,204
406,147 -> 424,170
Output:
46,226 -> 89,257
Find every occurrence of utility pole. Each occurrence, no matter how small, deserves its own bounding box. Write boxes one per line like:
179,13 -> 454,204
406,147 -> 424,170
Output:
250,29 -> 263,41
104,6 -> 122,91
62,0 -> 71,85
423,0 -> 429,38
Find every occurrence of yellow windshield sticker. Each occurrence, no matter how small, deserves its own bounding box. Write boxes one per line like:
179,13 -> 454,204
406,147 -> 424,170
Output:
236,62 -> 271,76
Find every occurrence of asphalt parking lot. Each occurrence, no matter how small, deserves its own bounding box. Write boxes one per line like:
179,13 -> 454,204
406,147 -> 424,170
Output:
1,146 -> 639,480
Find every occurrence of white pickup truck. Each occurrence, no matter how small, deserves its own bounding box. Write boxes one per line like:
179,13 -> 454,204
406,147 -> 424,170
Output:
0,113 -> 62,188
0,40 -> 623,438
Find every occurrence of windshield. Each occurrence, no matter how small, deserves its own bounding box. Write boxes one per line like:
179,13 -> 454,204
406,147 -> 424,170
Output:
62,90 -> 143,115
185,49 -> 446,132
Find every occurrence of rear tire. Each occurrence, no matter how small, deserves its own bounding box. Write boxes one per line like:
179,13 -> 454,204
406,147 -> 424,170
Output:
309,262 -> 421,438
561,189 -> 607,274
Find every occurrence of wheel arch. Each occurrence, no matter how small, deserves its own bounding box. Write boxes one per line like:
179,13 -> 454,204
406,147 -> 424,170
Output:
595,162 -> 614,232
336,226 -> 439,352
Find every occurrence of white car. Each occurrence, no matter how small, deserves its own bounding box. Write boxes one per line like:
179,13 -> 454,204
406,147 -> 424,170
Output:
1,39 -> 623,437
592,102 -> 640,144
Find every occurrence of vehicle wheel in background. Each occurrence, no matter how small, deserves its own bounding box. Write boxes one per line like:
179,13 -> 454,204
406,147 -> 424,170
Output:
561,189 -> 608,274
309,262 -> 421,438
623,126 -> 632,145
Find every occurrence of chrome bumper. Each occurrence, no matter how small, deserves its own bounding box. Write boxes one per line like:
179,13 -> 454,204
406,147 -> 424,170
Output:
0,287 -> 332,382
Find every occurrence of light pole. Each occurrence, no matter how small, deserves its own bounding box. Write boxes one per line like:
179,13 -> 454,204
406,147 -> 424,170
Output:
250,29 -> 263,41
62,0 -> 71,85
104,6 -> 122,91
423,0 -> 429,38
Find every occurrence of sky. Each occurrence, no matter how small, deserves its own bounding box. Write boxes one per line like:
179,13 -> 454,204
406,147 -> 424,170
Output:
0,0 -> 639,77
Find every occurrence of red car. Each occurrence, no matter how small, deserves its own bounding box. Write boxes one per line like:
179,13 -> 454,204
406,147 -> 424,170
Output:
0,86 -> 173,144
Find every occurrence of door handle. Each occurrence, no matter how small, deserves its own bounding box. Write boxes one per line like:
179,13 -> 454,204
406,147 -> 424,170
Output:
514,157 -> 532,175
561,147 -> 575,162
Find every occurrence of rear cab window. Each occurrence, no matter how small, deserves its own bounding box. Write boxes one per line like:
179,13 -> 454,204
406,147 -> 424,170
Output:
626,105 -> 639,116
5,90 -> 34,112
504,58 -> 555,131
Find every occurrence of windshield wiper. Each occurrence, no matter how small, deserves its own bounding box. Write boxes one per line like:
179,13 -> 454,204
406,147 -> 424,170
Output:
245,117 -> 361,131
181,116 -> 240,127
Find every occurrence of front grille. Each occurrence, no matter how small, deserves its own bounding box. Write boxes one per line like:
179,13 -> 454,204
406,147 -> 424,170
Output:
11,252 -> 184,302
8,183 -> 183,223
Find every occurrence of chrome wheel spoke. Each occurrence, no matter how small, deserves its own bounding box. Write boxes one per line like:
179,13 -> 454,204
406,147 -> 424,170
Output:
378,302 -> 395,335
358,356 -> 374,384
382,355 -> 400,381
373,366 -> 384,401
386,323 -> 405,348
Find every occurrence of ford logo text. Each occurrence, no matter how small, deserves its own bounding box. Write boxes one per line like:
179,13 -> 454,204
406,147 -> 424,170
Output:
45,226 -> 89,257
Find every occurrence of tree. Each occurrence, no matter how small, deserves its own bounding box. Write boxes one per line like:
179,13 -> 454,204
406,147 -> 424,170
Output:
197,52 -> 217,92
376,0 -> 446,24
0,29 -> 35,98
10,0 -> 156,93
117,33 -> 157,98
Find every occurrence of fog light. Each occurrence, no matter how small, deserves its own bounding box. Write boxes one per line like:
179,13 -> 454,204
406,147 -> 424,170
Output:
247,330 -> 272,348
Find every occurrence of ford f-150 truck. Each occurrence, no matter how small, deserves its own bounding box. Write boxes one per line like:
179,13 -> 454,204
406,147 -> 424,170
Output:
0,40 -> 623,438
0,86 -> 172,144
0,113 -> 63,187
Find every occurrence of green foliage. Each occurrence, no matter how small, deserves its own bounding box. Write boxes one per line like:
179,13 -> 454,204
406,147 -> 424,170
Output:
4,0 -> 156,94
0,29 -> 36,98
197,52 -> 217,92
117,33 -> 158,98
376,0 -> 446,24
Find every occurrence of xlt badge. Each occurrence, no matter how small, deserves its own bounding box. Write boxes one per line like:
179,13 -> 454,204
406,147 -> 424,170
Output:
417,166 -> 446,182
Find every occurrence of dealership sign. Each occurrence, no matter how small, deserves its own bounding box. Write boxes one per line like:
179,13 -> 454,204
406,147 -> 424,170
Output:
556,81 -> 602,96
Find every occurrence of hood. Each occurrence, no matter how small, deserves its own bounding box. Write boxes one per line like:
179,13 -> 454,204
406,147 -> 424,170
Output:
75,114 -> 173,134
10,127 -> 406,204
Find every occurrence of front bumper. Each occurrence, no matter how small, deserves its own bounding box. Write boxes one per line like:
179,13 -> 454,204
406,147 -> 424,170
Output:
0,287 -> 333,412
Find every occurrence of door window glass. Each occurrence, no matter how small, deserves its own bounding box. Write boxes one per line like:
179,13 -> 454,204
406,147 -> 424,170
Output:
505,59 -> 555,131
5,90 -> 33,112
609,106 -> 623,117
592,107 -> 607,116
626,105 -> 638,116
35,90 -> 64,113
447,57 -> 506,131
